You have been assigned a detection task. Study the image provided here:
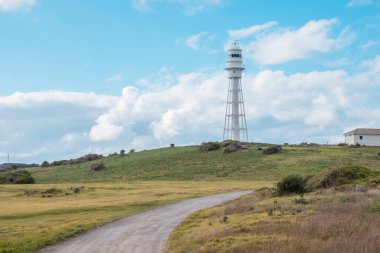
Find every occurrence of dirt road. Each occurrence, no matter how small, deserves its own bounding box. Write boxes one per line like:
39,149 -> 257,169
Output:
39,190 -> 251,253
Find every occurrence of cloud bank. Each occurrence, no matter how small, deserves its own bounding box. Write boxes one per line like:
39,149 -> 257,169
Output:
1,54 -> 380,163
0,0 -> 36,11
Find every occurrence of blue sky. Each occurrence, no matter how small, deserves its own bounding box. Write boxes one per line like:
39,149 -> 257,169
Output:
1,0 -> 380,163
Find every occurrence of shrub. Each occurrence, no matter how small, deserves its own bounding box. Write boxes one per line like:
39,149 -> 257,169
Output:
277,175 -> 306,196
199,142 -> 221,153
67,154 -> 103,165
337,143 -> 348,146
119,150 -> 125,156
41,161 -> 50,167
209,142 -> 221,151
41,188 -> 64,195
50,160 -> 67,166
262,145 -> 282,155
0,170 -> 35,184
90,162 -> 106,172
305,165 -> 372,191
220,140 -> 235,147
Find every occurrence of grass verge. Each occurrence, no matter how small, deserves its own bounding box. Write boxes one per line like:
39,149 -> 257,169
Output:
166,187 -> 380,253
0,180 -> 267,253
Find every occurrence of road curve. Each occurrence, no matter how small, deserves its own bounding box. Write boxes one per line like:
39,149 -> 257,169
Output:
39,190 -> 252,253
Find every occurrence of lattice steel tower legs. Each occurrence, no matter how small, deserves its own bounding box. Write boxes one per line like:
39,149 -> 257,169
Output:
223,42 -> 248,142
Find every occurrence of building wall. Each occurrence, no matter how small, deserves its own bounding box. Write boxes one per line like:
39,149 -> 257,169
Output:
345,135 -> 355,145
345,134 -> 380,146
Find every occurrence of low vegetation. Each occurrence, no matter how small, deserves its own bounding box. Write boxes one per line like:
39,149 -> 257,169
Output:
166,188 -> 380,253
276,175 -> 306,196
305,165 -> 374,191
2,144 -> 380,253
0,170 -> 35,184
0,180 -> 260,253
90,162 -> 106,172
29,145 -> 380,183
262,145 -> 282,155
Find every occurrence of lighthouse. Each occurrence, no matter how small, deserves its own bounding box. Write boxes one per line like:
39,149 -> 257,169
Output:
223,42 -> 248,142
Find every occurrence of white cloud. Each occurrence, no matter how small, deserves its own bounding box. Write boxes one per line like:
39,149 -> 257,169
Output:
88,54 -> 380,146
185,32 -> 207,50
228,22 -> 278,40
325,58 -> 352,67
89,123 -> 124,141
0,90 -> 117,108
2,54 -> 380,163
243,19 -> 355,65
361,40 -> 378,50
106,73 -> 122,82
348,0 -> 373,7
228,19 -> 355,66
0,0 -> 36,11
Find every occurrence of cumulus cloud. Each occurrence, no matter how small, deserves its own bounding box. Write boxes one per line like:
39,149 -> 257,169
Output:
88,54 -> 380,147
229,19 -> 355,65
0,0 -> 36,11
2,54 -> 380,163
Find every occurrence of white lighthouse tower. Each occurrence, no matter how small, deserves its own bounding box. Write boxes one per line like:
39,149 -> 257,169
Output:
223,42 -> 248,142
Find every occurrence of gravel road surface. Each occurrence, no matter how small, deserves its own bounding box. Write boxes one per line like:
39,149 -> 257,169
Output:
39,190 -> 251,253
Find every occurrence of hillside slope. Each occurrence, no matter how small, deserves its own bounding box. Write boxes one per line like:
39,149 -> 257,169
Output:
30,145 -> 380,183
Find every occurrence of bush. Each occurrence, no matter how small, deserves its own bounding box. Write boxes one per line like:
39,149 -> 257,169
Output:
90,162 -> 106,172
199,142 -> 221,153
220,140 -> 236,147
277,175 -> 306,196
305,165 -> 372,191
119,150 -> 125,156
41,161 -> 50,167
0,170 -> 35,184
262,145 -> 282,155
50,160 -> 67,166
67,154 -> 103,165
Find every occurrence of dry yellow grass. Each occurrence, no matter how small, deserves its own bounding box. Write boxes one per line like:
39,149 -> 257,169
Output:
0,180 -> 270,253
166,188 -> 380,253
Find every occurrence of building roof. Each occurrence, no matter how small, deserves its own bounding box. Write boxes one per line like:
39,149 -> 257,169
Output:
344,128 -> 380,136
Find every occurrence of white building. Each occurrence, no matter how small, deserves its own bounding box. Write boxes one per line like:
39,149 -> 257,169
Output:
344,128 -> 380,146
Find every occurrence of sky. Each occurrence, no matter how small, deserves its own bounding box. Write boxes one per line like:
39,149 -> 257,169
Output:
1,0 -> 380,163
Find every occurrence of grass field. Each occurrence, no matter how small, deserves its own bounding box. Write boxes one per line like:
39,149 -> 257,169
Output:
30,145 -> 380,183
2,144 -> 380,252
166,188 -> 380,253
0,180 -> 264,253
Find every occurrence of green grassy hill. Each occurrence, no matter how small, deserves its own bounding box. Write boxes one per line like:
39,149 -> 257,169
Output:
30,145 -> 380,183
